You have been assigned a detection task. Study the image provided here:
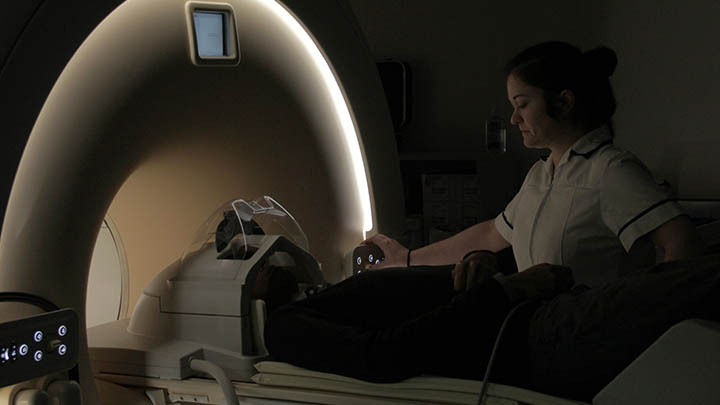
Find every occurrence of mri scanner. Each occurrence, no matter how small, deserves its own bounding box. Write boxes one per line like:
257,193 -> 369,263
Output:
2,0 -> 720,404
0,0 -> 406,402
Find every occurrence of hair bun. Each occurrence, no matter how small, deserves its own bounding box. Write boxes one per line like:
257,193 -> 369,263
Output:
582,47 -> 617,78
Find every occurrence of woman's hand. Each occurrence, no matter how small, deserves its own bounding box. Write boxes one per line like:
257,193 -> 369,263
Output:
452,251 -> 500,291
364,234 -> 409,270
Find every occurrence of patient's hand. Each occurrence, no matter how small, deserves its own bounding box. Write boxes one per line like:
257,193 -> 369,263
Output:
452,251 -> 500,291
502,263 -> 575,301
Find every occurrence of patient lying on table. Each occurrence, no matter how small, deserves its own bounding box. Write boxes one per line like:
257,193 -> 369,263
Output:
258,252 -> 720,402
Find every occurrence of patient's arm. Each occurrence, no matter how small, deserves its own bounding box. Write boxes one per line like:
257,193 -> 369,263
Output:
650,215 -> 705,262
452,250 -> 500,291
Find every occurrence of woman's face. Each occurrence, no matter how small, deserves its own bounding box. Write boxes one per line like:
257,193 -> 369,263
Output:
506,73 -> 562,149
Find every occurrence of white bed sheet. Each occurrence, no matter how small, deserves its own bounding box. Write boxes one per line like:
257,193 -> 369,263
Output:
252,361 -> 589,405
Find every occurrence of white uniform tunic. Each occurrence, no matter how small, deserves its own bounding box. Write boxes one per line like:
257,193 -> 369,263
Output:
494,126 -> 683,287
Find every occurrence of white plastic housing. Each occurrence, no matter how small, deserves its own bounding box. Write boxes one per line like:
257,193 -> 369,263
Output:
0,0 -> 403,401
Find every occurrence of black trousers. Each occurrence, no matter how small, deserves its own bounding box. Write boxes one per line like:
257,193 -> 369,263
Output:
264,266 -> 533,385
265,254 -> 720,401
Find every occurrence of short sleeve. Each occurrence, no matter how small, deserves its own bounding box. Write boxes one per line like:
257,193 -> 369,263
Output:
600,153 -> 683,251
495,185 -> 523,245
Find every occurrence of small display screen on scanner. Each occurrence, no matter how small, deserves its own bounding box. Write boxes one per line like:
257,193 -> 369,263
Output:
193,11 -> 226,57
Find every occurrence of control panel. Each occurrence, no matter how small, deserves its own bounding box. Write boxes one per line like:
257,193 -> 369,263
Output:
352,243 -> 385,275
0,309 -> 78,388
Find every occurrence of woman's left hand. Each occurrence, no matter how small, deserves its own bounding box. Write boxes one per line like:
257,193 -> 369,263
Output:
452,251 -> 500,291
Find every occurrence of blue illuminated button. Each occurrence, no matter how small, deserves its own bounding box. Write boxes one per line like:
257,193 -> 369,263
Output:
58,344 -> 67,356
58,325 -> 67,337
1,348 -> 9,362
356,257 -> 362,265
34,331 -> 43,342
19,344 -> 28,356
368,254 -> 374,262
33,350 -> 43,362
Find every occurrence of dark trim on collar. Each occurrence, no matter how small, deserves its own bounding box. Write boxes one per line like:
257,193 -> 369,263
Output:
540,155 -> 549,162
570,140 -> 613,160
617,199 -> 674,237
502,212 -> 514,230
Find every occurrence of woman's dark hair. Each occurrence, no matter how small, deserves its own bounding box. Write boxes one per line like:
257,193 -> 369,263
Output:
504,41 -> 617,136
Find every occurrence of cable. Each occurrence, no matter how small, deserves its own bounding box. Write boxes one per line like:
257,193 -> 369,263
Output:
476,300 -> 537,405
189,358 -> 239,405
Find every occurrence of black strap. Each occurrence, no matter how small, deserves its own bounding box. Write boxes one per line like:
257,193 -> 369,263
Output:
0,292 -> 59,311
462,250 -> 497,261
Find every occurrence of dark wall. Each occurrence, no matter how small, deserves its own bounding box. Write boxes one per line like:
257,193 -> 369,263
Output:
0,0 -> 123,233
347,0 -> 720,199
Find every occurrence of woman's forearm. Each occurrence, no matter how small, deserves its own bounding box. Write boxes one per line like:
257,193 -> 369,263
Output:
409,219 -> 510,266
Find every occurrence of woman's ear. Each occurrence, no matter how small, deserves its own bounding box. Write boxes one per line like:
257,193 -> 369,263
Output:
556,89 -> 576,114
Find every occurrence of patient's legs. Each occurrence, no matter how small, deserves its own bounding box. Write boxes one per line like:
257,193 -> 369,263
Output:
264,267 -> 526,383
292,266 -> 457,329
526,253 -> 720,401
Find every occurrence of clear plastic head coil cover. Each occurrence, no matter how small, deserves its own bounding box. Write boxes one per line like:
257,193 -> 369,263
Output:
181,196 -> 310,263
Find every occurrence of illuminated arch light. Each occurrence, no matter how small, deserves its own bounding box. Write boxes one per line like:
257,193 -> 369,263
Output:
256,0 -> 374,235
